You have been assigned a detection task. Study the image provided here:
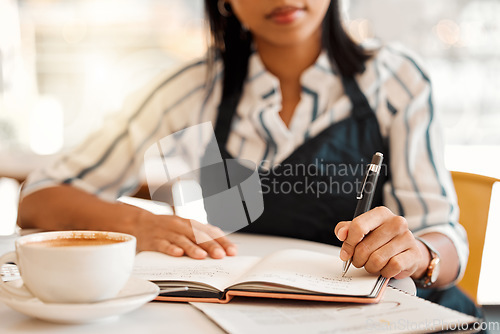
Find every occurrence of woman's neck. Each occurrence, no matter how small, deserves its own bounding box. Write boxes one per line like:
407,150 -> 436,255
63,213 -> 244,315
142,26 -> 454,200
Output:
253,29 -> 322,128
254,29 -> 322,82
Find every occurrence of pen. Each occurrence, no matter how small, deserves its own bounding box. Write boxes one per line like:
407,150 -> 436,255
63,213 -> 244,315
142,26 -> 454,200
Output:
342,152 -> 384,277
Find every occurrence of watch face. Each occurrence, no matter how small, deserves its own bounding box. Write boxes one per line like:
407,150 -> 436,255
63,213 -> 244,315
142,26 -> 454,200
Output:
430,258 -> 441,283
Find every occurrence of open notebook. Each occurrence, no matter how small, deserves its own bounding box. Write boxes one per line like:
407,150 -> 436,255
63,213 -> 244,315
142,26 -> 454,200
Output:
133,249 -> 388,304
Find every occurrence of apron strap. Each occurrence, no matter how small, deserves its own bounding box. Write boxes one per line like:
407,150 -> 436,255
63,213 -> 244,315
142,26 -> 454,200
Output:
214,93 -> 239,149
341,76 -> 374,120
214,75 -> 373,148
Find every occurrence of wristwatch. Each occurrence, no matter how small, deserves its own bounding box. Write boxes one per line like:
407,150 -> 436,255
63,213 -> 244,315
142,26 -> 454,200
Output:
414,237 -> 441,288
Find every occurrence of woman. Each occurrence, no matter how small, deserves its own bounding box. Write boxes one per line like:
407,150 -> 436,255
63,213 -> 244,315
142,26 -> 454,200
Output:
19,0 -> 479,317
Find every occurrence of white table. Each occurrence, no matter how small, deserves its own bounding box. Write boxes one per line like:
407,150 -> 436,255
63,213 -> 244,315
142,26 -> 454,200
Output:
0,233 -> 415,333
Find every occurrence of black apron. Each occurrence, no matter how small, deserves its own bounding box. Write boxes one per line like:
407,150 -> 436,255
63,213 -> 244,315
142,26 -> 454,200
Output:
201,76 -> 389,247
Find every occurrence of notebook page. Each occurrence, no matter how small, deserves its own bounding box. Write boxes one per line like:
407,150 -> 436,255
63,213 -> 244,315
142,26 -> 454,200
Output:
230,249 -> 380,296
133,251 -> 260,292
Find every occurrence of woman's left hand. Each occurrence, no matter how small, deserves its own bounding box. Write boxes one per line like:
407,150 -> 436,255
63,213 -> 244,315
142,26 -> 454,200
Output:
334,206 -> 429,279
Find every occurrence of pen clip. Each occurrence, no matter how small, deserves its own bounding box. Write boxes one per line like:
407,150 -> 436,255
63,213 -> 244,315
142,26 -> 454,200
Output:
356,165 -> 371,200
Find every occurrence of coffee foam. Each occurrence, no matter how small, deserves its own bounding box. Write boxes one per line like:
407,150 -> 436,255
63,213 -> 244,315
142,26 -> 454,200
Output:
23,232 -> 129,248
27,238 -> 123,247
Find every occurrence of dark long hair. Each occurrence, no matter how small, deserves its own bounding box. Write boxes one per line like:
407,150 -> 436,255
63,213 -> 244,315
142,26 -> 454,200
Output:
204,0 -> 371,105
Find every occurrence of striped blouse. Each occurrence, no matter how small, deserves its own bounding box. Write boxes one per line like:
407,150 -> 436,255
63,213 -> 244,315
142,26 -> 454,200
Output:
22,43 -> 468,284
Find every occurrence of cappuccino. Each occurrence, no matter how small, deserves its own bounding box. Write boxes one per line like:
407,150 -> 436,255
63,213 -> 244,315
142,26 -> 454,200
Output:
0,231 -> 136,303
26,237 -> 124,247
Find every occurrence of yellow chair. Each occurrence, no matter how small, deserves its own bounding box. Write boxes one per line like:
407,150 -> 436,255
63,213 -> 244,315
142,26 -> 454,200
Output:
451,171 -> 499,303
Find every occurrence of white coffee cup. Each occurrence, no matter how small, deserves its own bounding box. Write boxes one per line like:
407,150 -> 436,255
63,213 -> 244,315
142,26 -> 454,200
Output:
0,231 -> 136,304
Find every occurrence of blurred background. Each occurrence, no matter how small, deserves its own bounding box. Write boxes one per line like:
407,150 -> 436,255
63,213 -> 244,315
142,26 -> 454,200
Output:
0,0 -> 499,305
1,0 -> 499,175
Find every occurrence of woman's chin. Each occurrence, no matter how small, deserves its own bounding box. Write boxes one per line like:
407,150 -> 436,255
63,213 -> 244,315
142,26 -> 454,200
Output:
253,28 -> 320,49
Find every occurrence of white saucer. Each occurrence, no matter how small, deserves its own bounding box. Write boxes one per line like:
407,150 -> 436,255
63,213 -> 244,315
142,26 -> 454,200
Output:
0,276 -> 159,324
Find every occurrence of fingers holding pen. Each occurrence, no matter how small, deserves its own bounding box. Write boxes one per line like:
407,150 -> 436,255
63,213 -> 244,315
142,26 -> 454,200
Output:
334,206 -> 423,279
335,207 -> 393,262
362,231 -> 412,274
351,215 -> 409,268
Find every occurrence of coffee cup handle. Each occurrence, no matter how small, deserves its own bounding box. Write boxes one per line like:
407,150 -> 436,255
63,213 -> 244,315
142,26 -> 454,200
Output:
0,252 -> 35,299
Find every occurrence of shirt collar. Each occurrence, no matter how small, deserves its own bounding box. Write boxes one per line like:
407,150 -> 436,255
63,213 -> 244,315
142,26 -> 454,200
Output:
242,50 -> 338,113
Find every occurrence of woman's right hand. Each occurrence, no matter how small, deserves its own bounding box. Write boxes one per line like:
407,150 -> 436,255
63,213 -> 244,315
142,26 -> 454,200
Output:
134,210 -> 237,259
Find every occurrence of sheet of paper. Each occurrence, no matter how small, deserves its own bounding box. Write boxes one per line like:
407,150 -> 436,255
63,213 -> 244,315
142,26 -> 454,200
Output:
132,251 -> 260,292
231,249 -> 380,296
191,287 -> 479,334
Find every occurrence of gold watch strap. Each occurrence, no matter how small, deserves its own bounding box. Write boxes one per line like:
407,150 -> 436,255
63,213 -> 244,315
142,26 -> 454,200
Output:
414,236 -> 441,287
